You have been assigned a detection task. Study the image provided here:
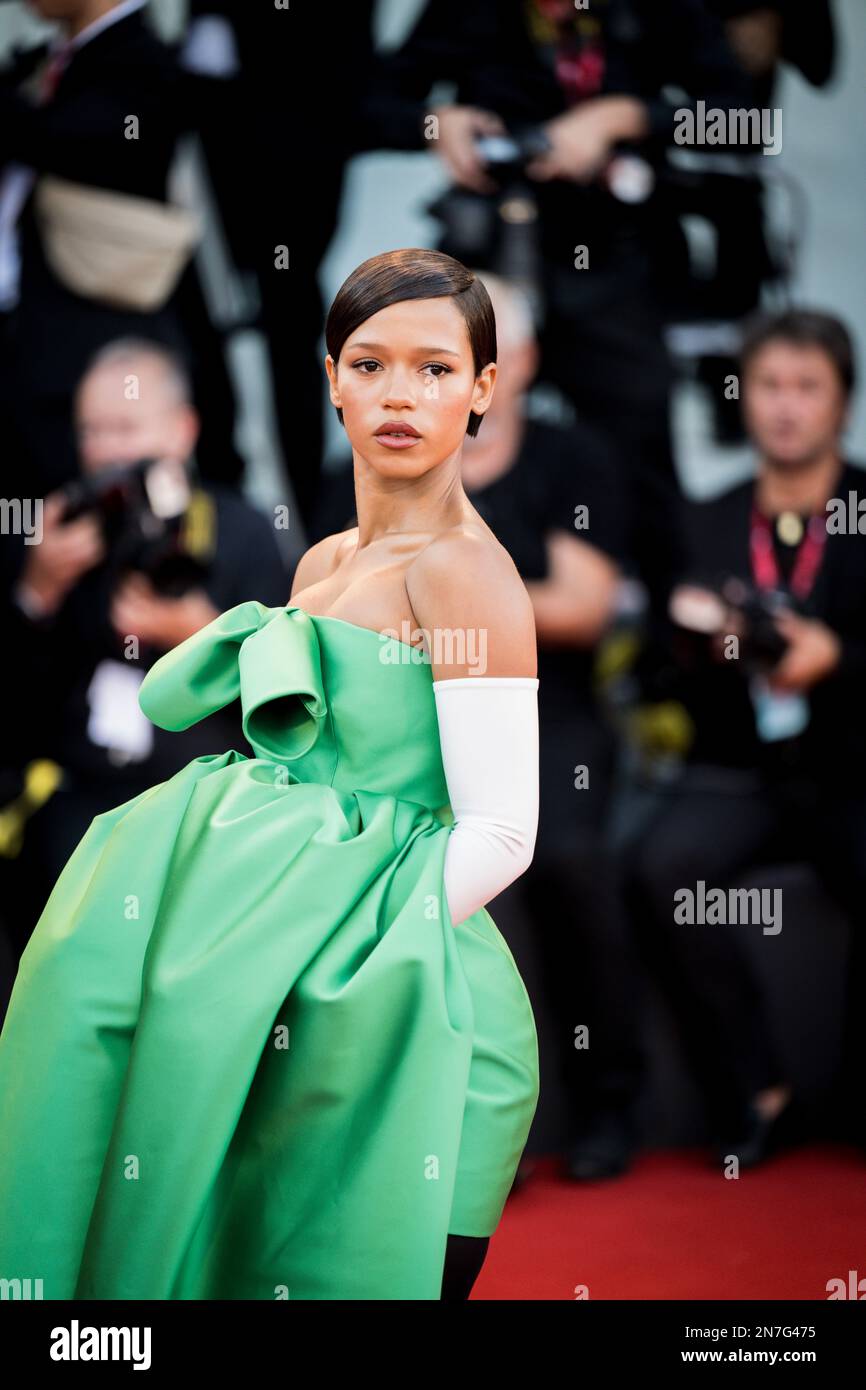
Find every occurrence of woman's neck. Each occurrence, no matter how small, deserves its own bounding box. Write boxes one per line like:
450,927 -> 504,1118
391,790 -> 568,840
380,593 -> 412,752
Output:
351,451 -> 472,548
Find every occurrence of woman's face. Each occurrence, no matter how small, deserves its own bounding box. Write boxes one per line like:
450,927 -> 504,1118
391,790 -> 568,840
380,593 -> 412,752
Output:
325,297 -> 495,476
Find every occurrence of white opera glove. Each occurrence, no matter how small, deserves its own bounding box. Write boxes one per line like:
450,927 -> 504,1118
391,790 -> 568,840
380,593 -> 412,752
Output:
433,676 -> 540,928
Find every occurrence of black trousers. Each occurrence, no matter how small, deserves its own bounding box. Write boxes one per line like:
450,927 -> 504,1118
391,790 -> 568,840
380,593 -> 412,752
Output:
626,766 -> 866,1136
536,246 -> 684,605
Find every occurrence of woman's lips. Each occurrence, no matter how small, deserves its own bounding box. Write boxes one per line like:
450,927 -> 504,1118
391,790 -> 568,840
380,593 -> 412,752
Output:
374,432 -> 422,449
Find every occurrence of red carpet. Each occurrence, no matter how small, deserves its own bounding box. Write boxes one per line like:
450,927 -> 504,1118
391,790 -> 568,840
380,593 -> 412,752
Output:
475,1146 -> 866,1301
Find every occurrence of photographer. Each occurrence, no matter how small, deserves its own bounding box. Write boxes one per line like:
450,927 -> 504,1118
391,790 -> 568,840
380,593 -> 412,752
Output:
627,309 -> 866,1165
2,337 -> 286,954
362,0 -> 758,601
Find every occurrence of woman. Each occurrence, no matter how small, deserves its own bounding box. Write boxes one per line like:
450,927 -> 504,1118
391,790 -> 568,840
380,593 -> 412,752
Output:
0,248 -> 541,1301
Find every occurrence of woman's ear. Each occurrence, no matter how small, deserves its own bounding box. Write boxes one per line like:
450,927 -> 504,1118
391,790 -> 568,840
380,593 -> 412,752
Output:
324,354 -> 342,410
471,361 -> 497,418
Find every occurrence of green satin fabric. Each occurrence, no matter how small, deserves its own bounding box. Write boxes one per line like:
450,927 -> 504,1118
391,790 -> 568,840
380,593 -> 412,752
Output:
0,602 -> 539,1300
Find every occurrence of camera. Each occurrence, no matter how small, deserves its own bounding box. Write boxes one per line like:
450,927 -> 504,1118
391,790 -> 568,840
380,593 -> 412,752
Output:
669,577 -> 791,674
59,457 -> 210,596
720,578 -> 791,673
474,127 -> 552,182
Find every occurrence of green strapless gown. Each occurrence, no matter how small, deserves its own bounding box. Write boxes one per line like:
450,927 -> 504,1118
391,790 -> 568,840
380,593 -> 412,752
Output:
0,601 -> 539,1300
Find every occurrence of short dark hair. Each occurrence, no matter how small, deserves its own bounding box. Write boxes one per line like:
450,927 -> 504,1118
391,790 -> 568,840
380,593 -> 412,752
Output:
325,248 -> 497,438
740,309 -> 856,397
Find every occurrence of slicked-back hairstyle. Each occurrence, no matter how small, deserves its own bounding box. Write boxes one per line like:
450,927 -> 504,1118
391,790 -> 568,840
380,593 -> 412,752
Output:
740,309 -> 856,398
325,248 -> 497,437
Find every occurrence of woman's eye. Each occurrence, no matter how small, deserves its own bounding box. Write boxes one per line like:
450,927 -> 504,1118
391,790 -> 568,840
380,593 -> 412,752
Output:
351,360 -> 451,377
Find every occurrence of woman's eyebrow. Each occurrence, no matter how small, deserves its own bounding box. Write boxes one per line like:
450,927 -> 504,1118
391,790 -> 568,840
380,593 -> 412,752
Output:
348,342 -> 462,357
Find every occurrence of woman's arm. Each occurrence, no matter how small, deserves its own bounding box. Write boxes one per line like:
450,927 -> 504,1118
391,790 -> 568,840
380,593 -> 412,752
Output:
406,528 -> 537,680
407,529 -> 539,925
432,676 -> 539,925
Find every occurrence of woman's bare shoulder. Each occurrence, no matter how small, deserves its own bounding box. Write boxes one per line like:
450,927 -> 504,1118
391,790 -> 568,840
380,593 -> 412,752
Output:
405,523 -> 537,678
289,528 -> 358,598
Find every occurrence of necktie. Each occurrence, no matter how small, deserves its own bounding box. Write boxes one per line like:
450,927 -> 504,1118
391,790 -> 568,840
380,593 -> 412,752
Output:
38,44 -> 73,104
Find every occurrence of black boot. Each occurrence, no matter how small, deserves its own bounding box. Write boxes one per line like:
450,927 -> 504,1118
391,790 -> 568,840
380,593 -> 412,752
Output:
565,1107 -> 638,1181
713,1092 -> 799,1170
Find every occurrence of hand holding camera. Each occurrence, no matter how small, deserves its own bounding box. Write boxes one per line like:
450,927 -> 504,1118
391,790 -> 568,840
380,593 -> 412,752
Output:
429,104 -> 508,194
767,609 -> 841,692
526,96 -> 649,184
109,573 -> 218,653
16,459 -> 216,651
18,491 -> 106,617
669,580 -> 842,693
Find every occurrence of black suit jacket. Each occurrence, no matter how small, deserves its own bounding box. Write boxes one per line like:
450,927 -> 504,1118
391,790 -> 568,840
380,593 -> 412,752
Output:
0,9 -> 189,471
0,7 -> 184,198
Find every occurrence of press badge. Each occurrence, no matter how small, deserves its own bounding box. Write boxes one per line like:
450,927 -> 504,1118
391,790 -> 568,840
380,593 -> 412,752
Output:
749,675 -> 810,743
86,659 -> 154,763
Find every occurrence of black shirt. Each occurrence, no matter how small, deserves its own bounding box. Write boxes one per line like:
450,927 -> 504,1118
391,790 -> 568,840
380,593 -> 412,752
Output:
666,462 -> 866,782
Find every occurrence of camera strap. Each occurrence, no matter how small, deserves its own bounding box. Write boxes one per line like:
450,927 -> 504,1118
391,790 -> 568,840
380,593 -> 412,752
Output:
749,504 -> 827,602
180,488 -> 217,562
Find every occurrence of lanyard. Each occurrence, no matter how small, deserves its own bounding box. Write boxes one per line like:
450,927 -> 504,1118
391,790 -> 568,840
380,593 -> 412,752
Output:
527,0 -> 608,104
749,505 -> 827,602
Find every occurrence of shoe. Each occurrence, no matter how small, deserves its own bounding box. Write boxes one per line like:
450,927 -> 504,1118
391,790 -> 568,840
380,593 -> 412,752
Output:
713,1095 -> 796,1170
564,1110 -> 637,1181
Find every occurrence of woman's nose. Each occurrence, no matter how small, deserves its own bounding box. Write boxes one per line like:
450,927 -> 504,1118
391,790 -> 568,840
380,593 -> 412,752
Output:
381,368 -> 416,408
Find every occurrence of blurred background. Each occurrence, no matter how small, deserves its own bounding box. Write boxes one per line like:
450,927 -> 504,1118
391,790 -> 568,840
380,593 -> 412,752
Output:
1,0 -> 866,1296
